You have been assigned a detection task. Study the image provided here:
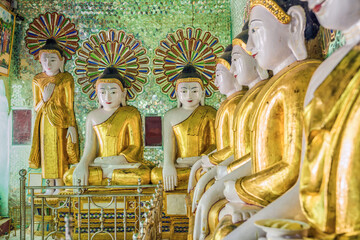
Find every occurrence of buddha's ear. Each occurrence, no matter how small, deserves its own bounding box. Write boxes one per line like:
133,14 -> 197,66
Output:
121,89 -> 127,107
175,91 -> 182,108
97,99 -> 102,109
59,58 -> 65,73
287,5 -> 307,61
256,62 -> 269,80
177,98 -> 181,108
200,90 -> 205,106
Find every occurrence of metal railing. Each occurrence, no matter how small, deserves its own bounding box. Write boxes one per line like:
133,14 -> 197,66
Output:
19,169 -> 162,240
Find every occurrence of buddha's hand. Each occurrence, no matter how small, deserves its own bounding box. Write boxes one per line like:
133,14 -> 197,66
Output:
192,167 -> 217,212
72,162 -> 89,186
200,155 -> 215,172
188,159 -> 202,193
66,126 -> 77,143
223,180 -> 243,203
215,165 -> 228,180
221,201 -> 261,224
42,83 -> 55,102
163,164 -> 177,191
176,156 -> 202,167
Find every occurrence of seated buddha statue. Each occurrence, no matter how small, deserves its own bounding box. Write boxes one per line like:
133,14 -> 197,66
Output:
193,0 -> 321,239
28,39 -> 79,195
226,1 -> 360,239
190,25 -> 269,213
63,67 -> 150,186
299,0 -> 360,239
150,64 -> 217,192
187,44 -> 247,193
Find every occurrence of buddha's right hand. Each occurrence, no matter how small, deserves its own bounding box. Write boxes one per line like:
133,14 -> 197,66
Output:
192,167 -> 217,212
188,159 -> 202,193
72,162 -> 89,186
163,164 -> 177,191
42,83 -> 55,102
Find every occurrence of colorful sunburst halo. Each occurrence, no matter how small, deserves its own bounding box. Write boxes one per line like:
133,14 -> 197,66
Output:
75,29 -> 150,101
25,12 -> 79,60
153,27 -> 224,100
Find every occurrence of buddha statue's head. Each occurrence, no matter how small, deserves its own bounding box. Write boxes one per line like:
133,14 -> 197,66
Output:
231,24 -> 269,87
175,64 -> 205,109
96,67 -> 130,111
39,39 -> 65,76
247,0 -> 319,73
305,0 -> 360,31
215,44 -> 240,95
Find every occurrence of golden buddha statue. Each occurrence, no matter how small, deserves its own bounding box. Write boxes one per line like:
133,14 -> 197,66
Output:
64,67 -> 150,186
28,38 -> 80,195
187,44 -> 247,193
299,0 -> 360,239
190,26 -> 270,214
193,0 -> 321,238
150,64 -> 217,191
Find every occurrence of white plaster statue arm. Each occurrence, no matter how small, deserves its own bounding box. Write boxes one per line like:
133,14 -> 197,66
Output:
177,156 -> 202,167
188,159 -> 202,193
220,180 -> 262,223
192,155 -> 235,212
66,126 -> 77,144
194,160 -> 252,240
193,180 -> 225,240
200,154 -> 215,171
42,82 -> 55,102
72,113 -> 98,185
162,113 -> 178,191
224,182 -> 305,240
215,154 -> 235,179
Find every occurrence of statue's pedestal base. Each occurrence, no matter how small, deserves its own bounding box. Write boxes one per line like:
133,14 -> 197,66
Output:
162,190 -> 189,240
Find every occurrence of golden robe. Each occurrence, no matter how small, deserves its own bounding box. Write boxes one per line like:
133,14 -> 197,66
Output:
151,105 -> 217,187
205,81 -> 268,239
29,72 -> 79,179
234,60 -> 321,207
64,106 -> 150,185
227,80 -> 268,172
300,46 -> 360,239
208,90 -> 247,165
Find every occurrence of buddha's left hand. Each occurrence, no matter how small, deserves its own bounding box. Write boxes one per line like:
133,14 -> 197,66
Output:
220,201 -> 261,223
66,126 -> 77,143
223,180 -> 243,203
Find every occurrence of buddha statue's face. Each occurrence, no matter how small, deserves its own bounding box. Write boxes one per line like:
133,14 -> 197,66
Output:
97,82 -> 126,111
305,0 -> 360,31
230,45 -> 258,86
40,52 -> 63,76
214,63 -> 236,95
247,6 -> 293,71
177,81 -> 203,109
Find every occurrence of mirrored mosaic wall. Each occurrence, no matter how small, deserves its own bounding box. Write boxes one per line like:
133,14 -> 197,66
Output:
6,0 -> 233,210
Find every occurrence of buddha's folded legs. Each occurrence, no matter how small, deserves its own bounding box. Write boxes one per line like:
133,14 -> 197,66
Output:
63,165 -> 151,186
151,167 -> 191,190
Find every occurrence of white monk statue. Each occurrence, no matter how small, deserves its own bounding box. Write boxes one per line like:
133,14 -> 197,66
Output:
151,64 -> 217,191
64,67 -> 151,186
